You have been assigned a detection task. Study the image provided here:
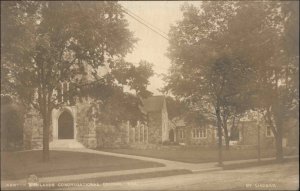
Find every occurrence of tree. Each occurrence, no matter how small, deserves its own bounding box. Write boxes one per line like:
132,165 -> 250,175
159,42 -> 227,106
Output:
165,1 -> 298,163
165,96 -> 187,120
84,59 -> 154,126
82,59 -> 154,147
1,1 -> 138,161
227,1 -> 299,161
165,2 -> 255,165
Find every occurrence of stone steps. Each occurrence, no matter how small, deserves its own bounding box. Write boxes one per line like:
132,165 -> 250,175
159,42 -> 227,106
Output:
50,139 -> 85,149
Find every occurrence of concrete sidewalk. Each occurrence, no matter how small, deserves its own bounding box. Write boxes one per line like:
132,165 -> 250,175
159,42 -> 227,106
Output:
1,148 -> 298,187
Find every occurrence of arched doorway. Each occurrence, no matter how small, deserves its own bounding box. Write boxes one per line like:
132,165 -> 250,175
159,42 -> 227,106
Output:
169,129 -> 175,142
58,111 -> 74,139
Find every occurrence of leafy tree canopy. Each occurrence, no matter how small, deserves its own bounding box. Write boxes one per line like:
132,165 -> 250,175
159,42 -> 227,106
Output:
1,1 -> 153,160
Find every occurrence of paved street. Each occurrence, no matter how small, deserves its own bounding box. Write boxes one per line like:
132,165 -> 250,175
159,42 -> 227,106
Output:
64,161 -> 298,190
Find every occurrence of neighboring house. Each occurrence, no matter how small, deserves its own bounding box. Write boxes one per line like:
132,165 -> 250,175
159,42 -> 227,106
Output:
171,118 -> 217,146
170,117 -> 298,149
238,118 -> 299,148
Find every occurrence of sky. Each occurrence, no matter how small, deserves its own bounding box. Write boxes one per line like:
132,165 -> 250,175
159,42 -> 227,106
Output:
119,1 -> 201,95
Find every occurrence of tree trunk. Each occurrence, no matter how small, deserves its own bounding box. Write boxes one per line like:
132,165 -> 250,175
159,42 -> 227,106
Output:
225,138 -> 230,150
273,69 -> 284,162
267,110 -> 284,163
223,122 -> 230,150
42,113 -> 50,162
216,106 -> 223,166
275,137 -> 283,162
41,87 -> 50,162
275,127 -> 284,162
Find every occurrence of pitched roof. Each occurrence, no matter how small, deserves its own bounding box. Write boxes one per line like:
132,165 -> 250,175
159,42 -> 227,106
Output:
140,95 -> 165,113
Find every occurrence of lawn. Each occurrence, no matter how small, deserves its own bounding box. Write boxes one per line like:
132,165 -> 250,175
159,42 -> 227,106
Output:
100,146 -> 298,163
1,150 -> 164,180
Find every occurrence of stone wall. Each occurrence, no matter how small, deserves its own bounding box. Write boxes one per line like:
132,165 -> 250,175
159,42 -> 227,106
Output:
285,119 -> 299,148
1,104 -> 24,151
189,127 -> 216,146
96,123 -> 128,148
238,121 -> 275,148
174,121 -> 278,149
175,126 -> 216,146
23,110 -> 43,150
75,100 -> 96,148
147,112 -> 162,144
23,99 -> 98,150
286,126 -> 299,147
161,99 -> 169,142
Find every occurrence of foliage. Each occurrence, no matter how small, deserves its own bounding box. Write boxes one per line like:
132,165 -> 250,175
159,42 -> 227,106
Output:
165,1 -> 298,160
83,59 -> 154,126
1,1 -> 153,160
165,2 -> 256,151
165,96 -> 187,120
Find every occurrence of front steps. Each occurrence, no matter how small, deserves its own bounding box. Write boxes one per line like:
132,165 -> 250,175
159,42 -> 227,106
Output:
50,139 -> 85,149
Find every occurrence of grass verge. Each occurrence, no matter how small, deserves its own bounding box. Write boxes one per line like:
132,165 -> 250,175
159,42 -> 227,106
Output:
100,147 -> 298,163
223,157 -> 299,170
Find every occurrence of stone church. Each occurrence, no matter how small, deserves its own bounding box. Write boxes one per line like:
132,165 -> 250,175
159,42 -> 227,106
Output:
28,95 -> 170,149
1,91 -> 171,150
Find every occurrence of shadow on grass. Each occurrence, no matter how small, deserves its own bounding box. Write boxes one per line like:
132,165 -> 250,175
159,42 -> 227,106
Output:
99,147 -> 298,163
2,150 -> 164,180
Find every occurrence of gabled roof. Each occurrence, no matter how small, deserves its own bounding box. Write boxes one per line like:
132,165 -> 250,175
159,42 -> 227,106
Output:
140,95 -> 165,113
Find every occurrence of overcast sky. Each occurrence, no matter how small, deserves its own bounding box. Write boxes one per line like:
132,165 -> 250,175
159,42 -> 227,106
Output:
119,1 -> 201,95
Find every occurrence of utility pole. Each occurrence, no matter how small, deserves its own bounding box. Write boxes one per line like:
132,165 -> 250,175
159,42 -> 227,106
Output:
257,124 -> 261,162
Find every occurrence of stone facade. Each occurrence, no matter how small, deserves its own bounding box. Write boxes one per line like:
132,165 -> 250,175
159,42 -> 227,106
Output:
75,100 -> 97,148
140,96 -> 169,144
23,99 -> 97,149
23,110 -> 43,150
96,123 -> 128,148
238,121 -> 275,148
1,101 -> 25,151
125,121 -> 149,146
174,125 -> 217,147
147,112 -> 163,144
171,119 -> 297,149
17,92 -> 174,150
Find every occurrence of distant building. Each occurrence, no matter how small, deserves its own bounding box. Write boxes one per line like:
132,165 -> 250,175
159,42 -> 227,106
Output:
169,118 -> 217,146
169,117 -> 298,148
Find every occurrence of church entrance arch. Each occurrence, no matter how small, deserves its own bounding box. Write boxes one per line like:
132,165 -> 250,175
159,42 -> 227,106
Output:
58,111 -> 74,139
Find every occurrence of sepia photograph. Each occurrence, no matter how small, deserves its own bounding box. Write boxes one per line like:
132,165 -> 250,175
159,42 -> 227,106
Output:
1,1 -> 299,190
